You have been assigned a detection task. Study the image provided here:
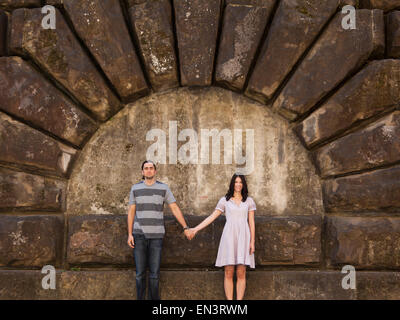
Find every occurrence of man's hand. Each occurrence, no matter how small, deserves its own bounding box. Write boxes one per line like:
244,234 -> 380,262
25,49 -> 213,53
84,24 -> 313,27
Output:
127,234 -> 135,248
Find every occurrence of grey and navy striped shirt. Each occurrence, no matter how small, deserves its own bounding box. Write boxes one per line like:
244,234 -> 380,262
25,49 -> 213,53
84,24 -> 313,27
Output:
129,180 -> 176,239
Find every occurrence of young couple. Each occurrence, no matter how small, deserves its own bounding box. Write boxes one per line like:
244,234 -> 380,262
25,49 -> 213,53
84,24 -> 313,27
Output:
127,160 -> 256,300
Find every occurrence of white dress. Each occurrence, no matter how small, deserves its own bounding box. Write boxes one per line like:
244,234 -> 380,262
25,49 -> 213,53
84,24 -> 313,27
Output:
214,196 -> 256,268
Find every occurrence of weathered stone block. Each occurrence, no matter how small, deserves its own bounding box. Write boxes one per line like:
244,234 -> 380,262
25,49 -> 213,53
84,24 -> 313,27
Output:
255,216 -> 321,265
58,270 -> 137,299
0,167 -> 66,211
225,0 -> 274,6
174,0 -> 222,86
160,271 -> 226,300
340,0 -> 358,6
163,216 -> 224,267
215,4 -> 271,91
126,0 -> 148,6
67,215 -> 133,265
0,0 -> 40,9
272,271 -> 356,299
0,112 -> 78,177
0,57 -> 98,147
9,8 -> 121,122
167,215 -> 321,267
272,9 -> 385,121
46,0 -> 63,7
326,216 -> 400,269
63,0 -> 148,102
246,0 -> 340,104
0,10 -> 6,56
0,270 -> 43,299
357,272 -> 400,299
0,215 -> 63,267
67,215 -> 222,267
315,111 -> 400,178
3,270 -> 399,300
0,270 -> 137,300
295,59 -> 400,148
360,0 -> 400,12
67,214 -> 321,267
387,11 -> 400,58
322,165 -> 400,213
129,0 -> 179,92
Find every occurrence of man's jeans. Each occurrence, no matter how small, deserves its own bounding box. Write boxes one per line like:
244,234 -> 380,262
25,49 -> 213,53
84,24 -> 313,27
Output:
133,233 -> 163,300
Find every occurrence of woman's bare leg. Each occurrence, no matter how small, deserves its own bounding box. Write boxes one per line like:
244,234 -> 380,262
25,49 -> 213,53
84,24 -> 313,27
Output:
224,265 -> 235,300
236,265 -> 246,300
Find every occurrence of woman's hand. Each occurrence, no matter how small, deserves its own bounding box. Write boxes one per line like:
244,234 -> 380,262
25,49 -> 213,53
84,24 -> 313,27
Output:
186,228 -> 197,240
250,241 -> 255,255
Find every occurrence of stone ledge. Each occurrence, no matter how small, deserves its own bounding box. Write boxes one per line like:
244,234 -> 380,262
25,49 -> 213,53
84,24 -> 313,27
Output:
0,270 -> 399,299
67,215 -> 321,267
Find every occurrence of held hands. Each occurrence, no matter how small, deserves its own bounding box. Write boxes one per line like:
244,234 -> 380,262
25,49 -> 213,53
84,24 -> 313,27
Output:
184,228 -> 197,240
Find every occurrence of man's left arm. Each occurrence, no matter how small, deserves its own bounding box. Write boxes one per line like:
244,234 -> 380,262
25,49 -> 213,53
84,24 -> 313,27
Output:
165,186 -> 191,238
169,202 -> 188,230
169,203 -> 192,239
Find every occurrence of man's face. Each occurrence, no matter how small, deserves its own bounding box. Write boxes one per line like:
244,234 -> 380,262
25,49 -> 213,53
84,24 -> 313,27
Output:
142,163 -> 156,179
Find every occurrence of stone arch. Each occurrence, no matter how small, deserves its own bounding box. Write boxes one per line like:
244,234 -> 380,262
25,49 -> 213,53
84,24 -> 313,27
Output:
1,0 -> 400,299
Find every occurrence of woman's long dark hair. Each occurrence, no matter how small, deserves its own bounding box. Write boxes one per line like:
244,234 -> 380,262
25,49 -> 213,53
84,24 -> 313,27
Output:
225,174 -> 248,202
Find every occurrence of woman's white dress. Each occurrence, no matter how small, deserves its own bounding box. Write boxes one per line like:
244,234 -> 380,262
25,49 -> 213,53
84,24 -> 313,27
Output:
214,196 -> 256,268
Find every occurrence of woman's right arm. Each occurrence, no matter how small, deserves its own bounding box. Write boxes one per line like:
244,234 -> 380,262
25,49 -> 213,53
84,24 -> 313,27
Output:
193,209 -> 223,234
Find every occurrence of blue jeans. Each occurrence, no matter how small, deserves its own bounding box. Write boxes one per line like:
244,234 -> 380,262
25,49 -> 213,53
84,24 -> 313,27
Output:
133,233 -> 163,300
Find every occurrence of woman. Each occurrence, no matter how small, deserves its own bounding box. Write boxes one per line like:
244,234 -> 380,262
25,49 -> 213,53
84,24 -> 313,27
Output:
187,173 -> 256,300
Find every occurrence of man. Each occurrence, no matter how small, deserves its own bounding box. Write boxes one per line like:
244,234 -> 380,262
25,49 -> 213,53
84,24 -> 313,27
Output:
127,160 -> 191,300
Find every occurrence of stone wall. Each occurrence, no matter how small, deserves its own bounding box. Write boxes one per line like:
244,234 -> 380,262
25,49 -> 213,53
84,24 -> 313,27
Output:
1,0 -> 400,299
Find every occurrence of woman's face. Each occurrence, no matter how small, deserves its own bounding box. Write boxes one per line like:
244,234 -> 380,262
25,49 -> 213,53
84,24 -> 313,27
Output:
234,177 -> 243,193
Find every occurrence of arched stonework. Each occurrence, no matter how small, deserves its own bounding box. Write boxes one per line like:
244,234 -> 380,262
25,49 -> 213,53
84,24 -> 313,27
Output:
67,87 -> 323,216
1,0 -> 400,299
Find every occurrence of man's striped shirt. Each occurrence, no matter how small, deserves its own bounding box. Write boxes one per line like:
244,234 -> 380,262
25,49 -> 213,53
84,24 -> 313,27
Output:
129,180 -> 176,239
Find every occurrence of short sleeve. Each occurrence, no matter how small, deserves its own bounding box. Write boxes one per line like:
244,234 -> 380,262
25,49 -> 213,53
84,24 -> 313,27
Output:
248,197 -> 256,211
215,197 -> 226,213
164,185 -> 176,204
128,187 -> 135,205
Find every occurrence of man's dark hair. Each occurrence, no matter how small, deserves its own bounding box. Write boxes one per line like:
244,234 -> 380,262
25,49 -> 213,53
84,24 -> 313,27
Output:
141,160 -> 156,180
225,173 -> 248,202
